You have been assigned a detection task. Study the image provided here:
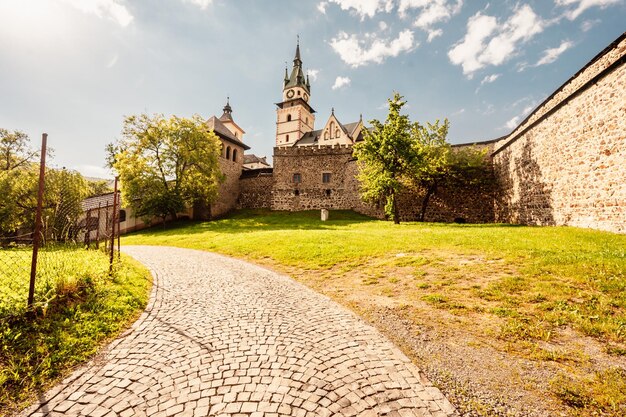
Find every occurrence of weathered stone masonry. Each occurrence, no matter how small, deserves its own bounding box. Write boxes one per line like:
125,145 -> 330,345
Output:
492,32 -> 626,234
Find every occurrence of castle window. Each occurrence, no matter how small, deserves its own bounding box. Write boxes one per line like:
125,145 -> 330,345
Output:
322,173 -> 331,183
330,122 -> 335,132
287,114 -> 292,122
226,146 -> 231,159
325,189 -> 331,197
232,149 -> 238,162
324,131 -> 329,140
297,91 -> 301,96
119,209 -> 126,222
234,132 -> 238,138
335,129 -> 340,138
286,134 -> 289,142
305,117 -> 308,124
294,189 -> 300,196
293,173 -> 301,183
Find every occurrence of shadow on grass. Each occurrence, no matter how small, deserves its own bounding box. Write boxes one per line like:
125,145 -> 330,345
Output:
127,209 -> 377,237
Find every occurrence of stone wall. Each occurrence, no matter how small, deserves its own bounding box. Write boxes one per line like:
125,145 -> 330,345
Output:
238,170 -> 273,209
492,33 -> 626,233
269,144 -> 497,223
210,157 -> 243,218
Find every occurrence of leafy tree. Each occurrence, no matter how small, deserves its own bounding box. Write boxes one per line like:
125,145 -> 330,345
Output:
107,114 -> 223,224
1,130 -> 90,241
354,93 -> 415,224
411,121 -> 490,221
86,179 -> 113,197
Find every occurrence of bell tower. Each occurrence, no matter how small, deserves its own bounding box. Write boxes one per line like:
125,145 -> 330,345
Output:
275,39 -> 315,147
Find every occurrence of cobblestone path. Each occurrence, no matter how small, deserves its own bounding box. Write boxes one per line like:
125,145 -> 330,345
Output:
22,246 -> 458,417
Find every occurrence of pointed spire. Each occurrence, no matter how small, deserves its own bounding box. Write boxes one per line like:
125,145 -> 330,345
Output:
284,64 -> 289,86
331,107 -> 335,115
359,113 -> 363,122
283,37 -> 310,94
220,97 -> 233,122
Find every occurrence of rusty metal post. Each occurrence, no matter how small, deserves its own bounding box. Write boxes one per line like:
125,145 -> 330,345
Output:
117,191 -> 121,260
85,208 -> 91,248
109,177 -> 118,274
28,133 -> 47,307
95,202 -> 101,249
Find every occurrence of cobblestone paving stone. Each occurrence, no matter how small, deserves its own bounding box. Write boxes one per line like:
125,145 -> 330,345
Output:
22,246 -> 458,417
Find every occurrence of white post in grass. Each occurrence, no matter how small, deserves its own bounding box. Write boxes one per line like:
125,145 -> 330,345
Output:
321,209 -> 329,221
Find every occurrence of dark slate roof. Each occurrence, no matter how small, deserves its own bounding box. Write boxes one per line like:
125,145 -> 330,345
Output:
243,154 -> 270,166
206,116 -> 250,150
293,120 -> 364,147
82,192 -> 117,211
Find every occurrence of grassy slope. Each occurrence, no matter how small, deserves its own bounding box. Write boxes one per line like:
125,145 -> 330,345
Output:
0,249 -> 152,416
124,209 -> 626,415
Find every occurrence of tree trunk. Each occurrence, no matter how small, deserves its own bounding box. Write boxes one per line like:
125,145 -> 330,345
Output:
392,192 -> 400,224
418,184 -> 436,222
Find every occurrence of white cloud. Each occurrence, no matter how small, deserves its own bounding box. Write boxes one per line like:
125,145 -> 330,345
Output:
60,0 -> 133,27
326,0 -> 394,19
581,18 -> 601,31
448,5 -> 545,77
106,54 -> 118,68
399,0 -> 463,40
555,0 -> 620,20
427,29 -> 443,42
480,73 -> 501,85
332,76 -> 351,90
330,29 -> 416,67
307,69 -> 320,82
505,116 -> 521,130
318,1 -> 328,14
183,0 -> 212,9
535,40 -> 573,66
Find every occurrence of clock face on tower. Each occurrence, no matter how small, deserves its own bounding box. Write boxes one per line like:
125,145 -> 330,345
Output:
286,89 -> 295,99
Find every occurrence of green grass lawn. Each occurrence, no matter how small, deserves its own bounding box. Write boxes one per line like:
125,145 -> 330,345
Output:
124,209 -> 626,416
0,247 -> 152,415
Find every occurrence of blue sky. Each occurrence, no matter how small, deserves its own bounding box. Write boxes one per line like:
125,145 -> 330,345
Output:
0,0 -> 624,178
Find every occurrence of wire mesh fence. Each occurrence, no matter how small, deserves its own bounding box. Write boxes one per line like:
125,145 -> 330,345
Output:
0,134 -> 120,318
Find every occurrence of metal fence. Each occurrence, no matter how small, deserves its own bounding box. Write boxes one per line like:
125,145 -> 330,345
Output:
0,133 -> 120,316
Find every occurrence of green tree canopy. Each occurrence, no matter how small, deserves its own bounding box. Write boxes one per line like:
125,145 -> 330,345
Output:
107,114 -> 223,223
355,94 -> 490,223
354,93 -> 415,224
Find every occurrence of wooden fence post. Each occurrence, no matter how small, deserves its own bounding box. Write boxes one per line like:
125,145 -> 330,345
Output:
28,133 -> 47,307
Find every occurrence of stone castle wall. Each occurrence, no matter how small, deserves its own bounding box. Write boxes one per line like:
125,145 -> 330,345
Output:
492,34 -> 626,233
238,171 -> 273,209
210,158 -> 242,218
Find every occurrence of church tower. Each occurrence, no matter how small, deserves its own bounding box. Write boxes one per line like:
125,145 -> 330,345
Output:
275,40 -> 315,147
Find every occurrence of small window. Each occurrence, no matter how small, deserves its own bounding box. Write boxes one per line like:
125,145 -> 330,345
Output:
325,189 -> 331,197
119,209 -> 126,222
286,134 -> 290,142
322,173 -> 331,183
324,131 -> 329,140
232,149 -> 238,162
335,129 -> 340,138
294,189 -> 300,196
226,146 -> 231,159
293,173 -> 301,183
297,90 -> 301,96
287,114 -> 292,122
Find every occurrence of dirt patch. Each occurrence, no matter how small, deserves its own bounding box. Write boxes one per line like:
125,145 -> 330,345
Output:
252,251 -> 626,417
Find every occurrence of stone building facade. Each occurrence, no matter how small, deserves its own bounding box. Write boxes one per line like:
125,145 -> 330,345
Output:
233,34 -> 626,234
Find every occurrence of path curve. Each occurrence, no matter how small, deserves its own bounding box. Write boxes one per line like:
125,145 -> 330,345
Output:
22,246 -> 458,417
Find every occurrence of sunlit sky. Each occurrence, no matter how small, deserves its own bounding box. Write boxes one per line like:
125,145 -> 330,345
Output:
0,0 -> 624,178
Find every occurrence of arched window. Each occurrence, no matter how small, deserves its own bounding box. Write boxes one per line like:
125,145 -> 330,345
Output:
330,122 -> 335,132
287,114 -> 292,122
226,146 -> 231,159
324,131 -> 329,140
335,129 -> 340,138
232,149 -> 238,162
286,134 -> 289,142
